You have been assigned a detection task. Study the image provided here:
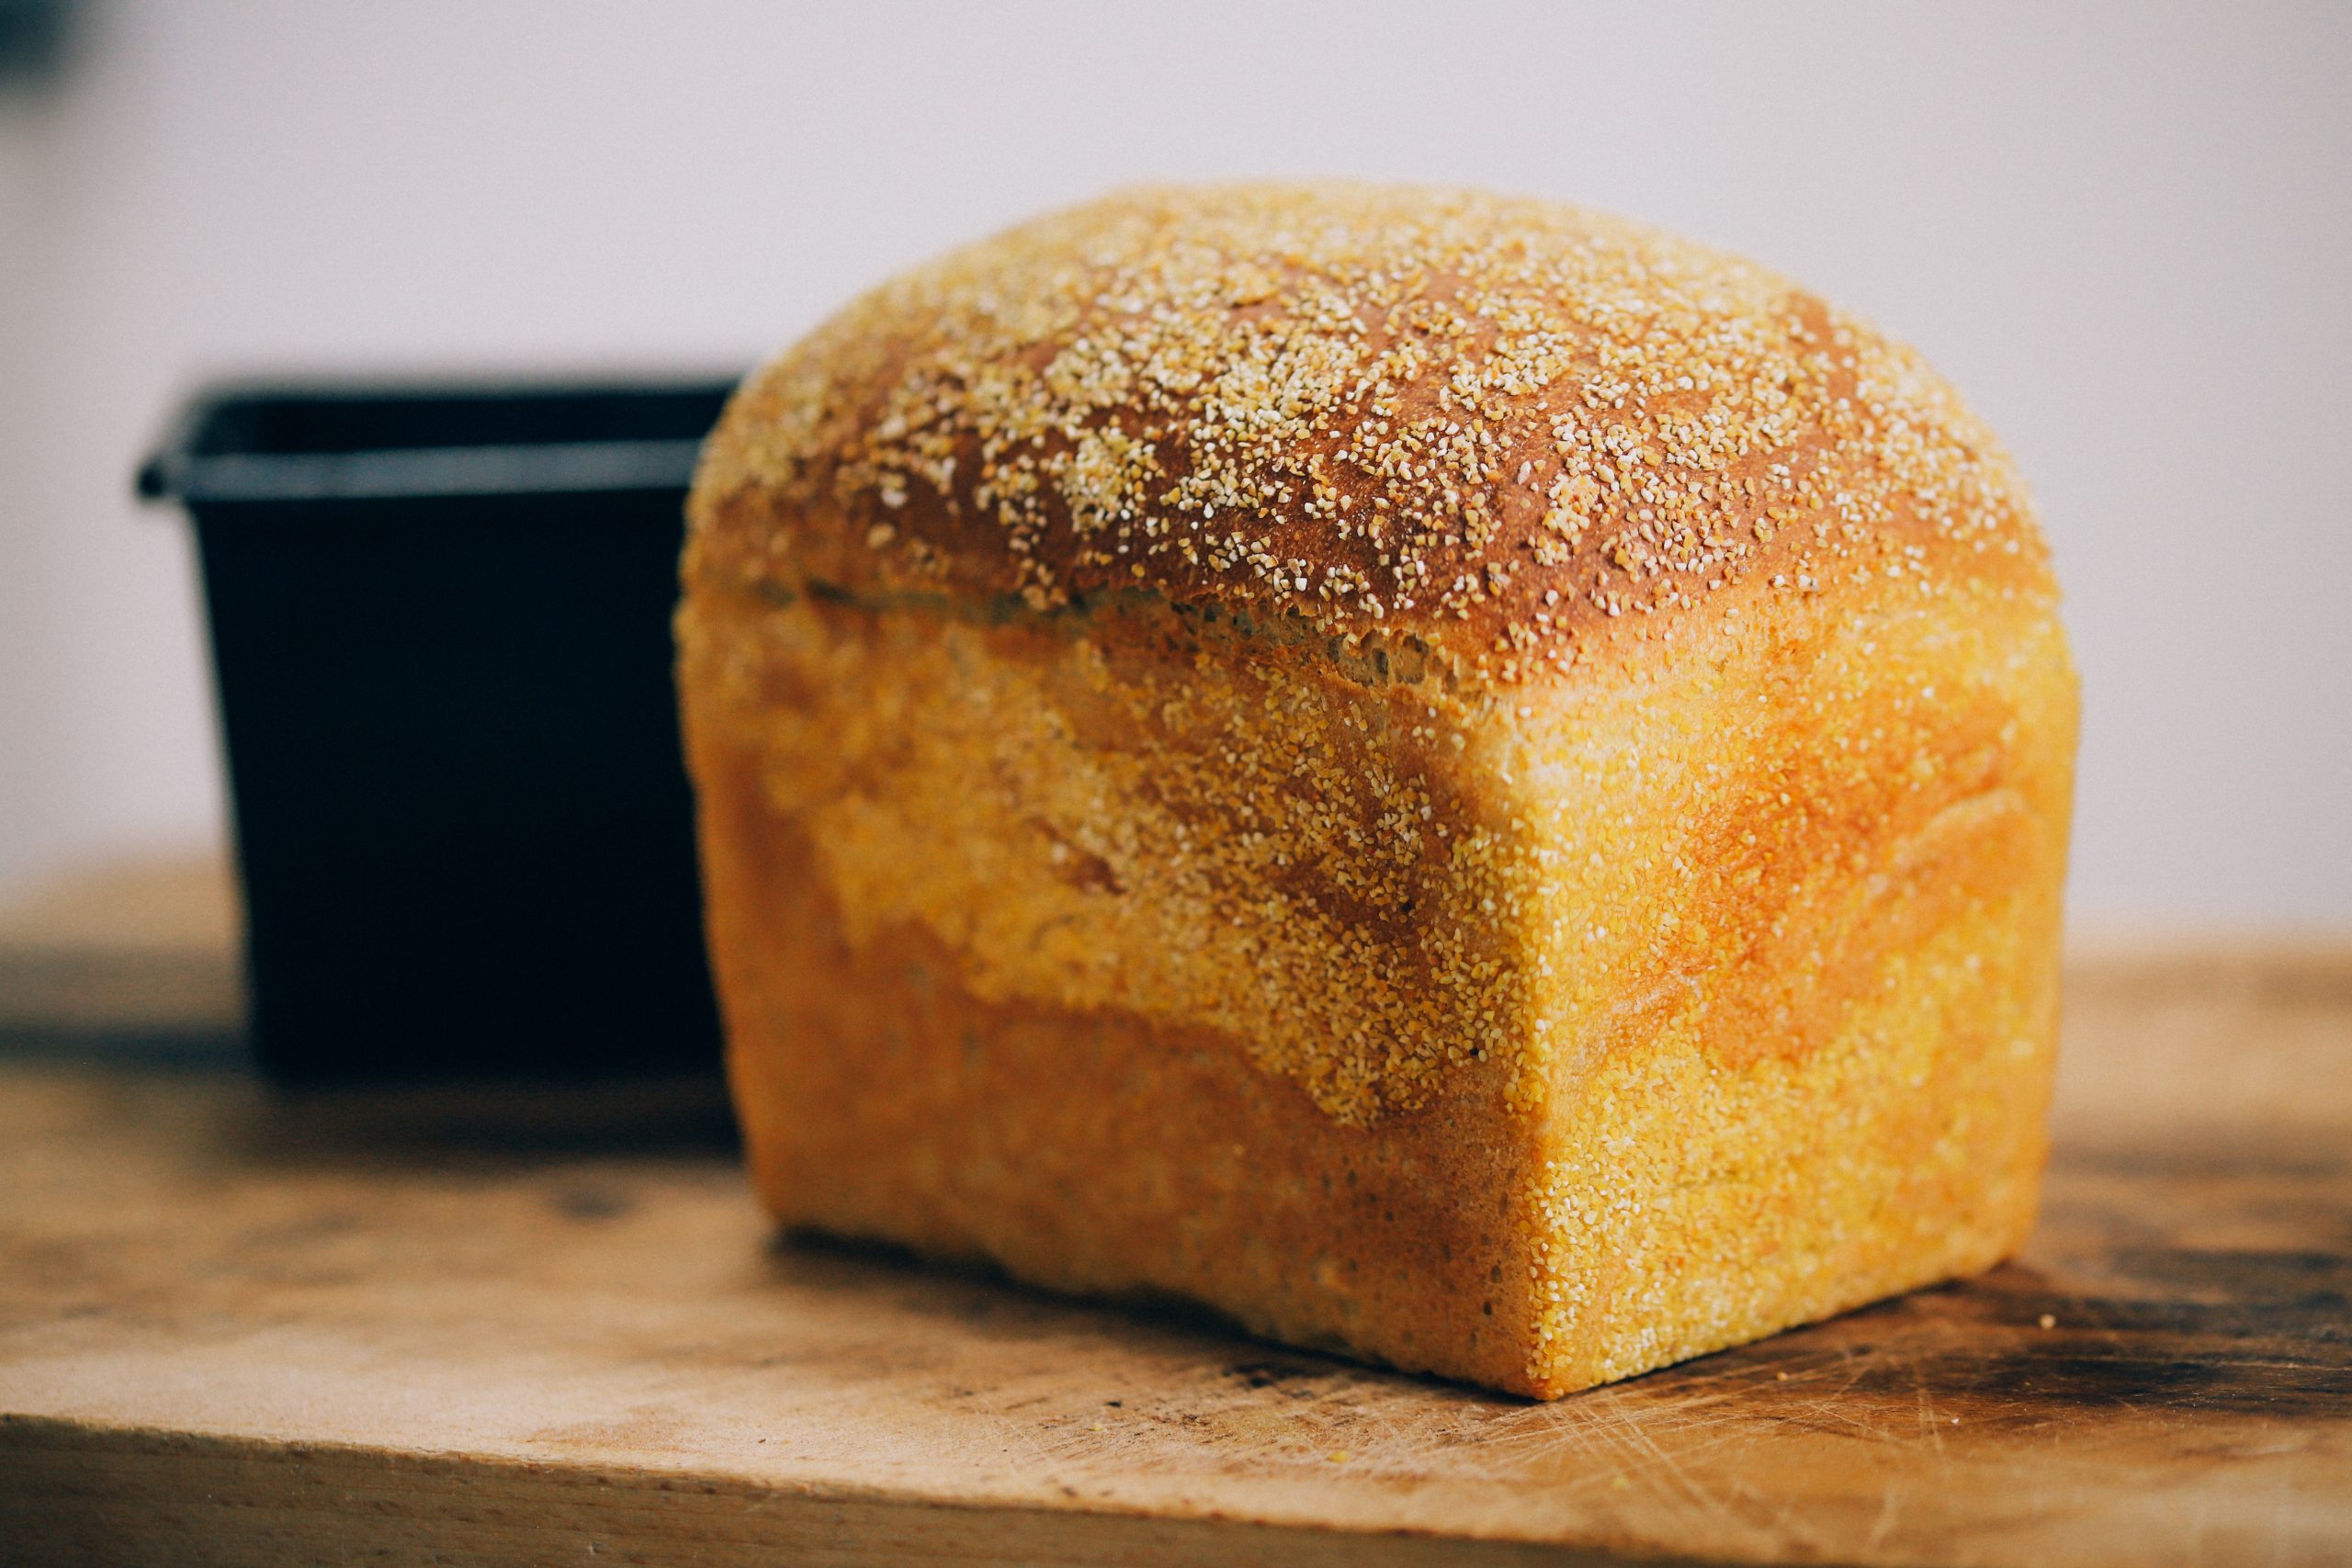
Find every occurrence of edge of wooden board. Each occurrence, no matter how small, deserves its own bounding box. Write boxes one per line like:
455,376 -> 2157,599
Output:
0,1414 -> 1708,1568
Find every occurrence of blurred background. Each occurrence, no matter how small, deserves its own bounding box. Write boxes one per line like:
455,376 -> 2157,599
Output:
2,0 -> 2346,932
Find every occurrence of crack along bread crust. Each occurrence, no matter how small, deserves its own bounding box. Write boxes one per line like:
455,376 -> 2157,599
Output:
679,183 -> 2078,1396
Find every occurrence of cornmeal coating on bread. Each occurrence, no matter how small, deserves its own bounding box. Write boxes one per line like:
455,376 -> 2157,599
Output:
681,183 -> 2077,1396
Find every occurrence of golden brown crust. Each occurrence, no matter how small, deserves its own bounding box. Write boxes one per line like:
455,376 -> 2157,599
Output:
690,182 -> 2053,686
680,184 -> 2080,1396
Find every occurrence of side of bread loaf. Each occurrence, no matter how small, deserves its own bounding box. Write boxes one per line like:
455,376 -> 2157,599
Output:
1501,573 -> 2074,1388
679,183 -> 2077,1396
681,581 -> 1555,1390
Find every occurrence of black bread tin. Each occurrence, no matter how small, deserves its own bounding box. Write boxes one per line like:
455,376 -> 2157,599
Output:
139,379 -> 736,1084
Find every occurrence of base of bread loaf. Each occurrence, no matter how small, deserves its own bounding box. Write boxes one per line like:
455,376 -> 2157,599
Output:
683,569 -> 2071,1398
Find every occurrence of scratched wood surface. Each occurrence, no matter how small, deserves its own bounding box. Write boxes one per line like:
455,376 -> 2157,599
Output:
0,863 -> 2346,1566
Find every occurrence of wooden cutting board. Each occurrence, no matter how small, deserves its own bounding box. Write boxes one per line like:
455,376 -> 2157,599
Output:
0,868 -> 2346,1565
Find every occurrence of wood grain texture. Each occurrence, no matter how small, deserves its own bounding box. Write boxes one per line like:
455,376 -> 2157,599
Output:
0,876 -> 2347,1565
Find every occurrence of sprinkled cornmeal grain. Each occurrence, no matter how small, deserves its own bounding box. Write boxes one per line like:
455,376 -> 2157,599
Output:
691,182 -> 2044,689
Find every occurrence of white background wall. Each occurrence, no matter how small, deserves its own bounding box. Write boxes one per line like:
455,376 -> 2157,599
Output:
2,1 -> 2346,925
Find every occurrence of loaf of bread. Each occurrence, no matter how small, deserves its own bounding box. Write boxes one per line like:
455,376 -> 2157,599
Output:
677,183 -> 2077,1397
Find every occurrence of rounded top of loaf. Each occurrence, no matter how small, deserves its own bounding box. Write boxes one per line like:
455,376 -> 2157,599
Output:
690,182 -> 2053,683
